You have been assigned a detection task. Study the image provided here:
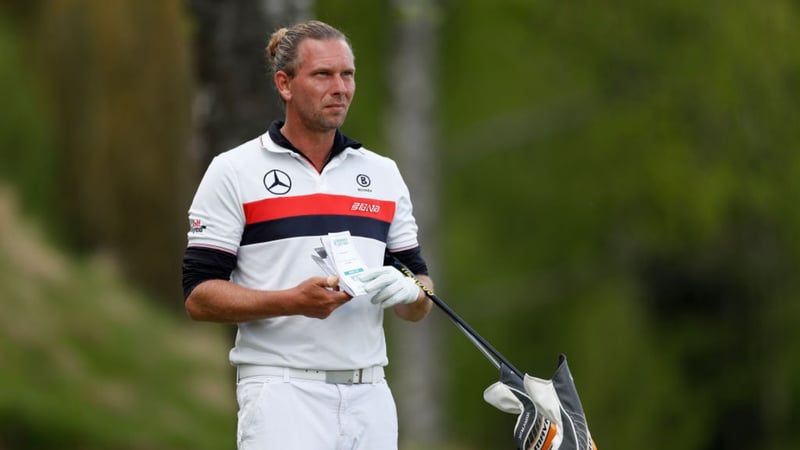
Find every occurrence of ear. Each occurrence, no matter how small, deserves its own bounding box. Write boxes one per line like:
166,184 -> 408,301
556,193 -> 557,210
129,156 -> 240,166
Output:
275,71 -> 292,102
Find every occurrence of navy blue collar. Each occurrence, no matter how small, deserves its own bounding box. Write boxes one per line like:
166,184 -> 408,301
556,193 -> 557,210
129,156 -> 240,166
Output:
268,121 -> 362,159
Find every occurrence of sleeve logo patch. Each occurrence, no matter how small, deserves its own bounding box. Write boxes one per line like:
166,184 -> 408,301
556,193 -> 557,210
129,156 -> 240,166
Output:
189,218 -> 207,233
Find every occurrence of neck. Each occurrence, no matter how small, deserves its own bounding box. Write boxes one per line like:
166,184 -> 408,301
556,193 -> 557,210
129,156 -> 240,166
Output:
280,120 -> 336,171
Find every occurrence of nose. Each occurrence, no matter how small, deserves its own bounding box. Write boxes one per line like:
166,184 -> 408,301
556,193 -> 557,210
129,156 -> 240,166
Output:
331,73 -> 351,95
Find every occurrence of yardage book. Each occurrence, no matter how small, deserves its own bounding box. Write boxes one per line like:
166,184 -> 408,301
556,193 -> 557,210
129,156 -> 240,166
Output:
311,231 -> 368,297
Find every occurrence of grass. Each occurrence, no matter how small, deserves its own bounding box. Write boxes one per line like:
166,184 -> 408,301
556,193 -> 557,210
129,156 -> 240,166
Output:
0,188 -> 236,449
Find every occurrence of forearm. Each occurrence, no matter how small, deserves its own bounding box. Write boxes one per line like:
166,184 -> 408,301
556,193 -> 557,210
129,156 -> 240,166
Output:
186,276 -> 352,323
185,279 -> 292,323
394,274 -> 434,322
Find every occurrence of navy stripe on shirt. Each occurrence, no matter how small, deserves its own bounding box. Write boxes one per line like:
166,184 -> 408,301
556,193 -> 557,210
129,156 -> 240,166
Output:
240,215 -> 391,246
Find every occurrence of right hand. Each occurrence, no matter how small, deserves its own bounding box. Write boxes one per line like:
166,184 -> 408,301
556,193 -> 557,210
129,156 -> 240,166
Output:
293,276 -> 352,319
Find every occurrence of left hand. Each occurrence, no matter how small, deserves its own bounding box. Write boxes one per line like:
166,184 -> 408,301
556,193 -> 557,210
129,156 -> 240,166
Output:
358,266 -> 421,308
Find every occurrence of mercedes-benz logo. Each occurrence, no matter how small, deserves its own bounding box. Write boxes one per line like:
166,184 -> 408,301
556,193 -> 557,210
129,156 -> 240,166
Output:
356,174 -> 371,187
263,169 -> 292,195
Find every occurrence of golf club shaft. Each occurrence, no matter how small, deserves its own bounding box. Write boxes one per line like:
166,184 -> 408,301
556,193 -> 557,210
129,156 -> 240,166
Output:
388,256 -> 524,379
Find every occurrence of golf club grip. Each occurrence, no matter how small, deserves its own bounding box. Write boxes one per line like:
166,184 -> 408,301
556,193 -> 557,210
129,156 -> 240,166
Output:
388,255 -> 524,378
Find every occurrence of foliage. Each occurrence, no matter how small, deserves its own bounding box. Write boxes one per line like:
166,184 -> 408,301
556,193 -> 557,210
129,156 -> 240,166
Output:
28,0 -> 195,303
438,0 -> 800,449
0,12 -> 58,236
0,187 -> 236,449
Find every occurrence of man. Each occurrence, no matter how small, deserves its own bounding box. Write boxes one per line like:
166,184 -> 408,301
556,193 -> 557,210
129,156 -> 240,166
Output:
182,20 -> 434,450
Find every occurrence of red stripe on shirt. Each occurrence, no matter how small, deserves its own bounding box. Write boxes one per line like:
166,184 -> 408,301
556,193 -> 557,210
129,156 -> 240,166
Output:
243,194 -> 396,225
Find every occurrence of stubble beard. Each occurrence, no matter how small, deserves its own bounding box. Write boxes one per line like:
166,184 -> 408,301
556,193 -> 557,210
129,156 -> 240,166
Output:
293,92 -> 350,132
304,108 -> 348,133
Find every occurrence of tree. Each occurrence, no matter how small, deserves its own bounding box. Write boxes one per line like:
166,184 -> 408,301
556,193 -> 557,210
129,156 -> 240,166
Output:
384,0 -> 446,447
187,0 -> 312,170
31,0 -> 194,305
438,1 -> 800,448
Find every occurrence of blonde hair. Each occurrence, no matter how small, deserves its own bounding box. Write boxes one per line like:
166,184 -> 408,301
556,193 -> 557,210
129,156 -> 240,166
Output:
266,20 -> 350,77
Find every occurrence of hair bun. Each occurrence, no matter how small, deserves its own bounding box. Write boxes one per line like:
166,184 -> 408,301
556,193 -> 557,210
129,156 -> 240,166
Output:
267,28 -> 288,62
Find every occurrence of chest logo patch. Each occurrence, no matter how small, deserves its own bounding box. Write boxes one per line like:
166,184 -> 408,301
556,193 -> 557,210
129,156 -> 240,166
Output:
263,169 -> 292,195
356,174 -> 371,188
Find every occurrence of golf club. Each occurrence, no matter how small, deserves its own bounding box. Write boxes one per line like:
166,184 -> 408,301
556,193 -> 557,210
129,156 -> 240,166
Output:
388,254 -> 598,450
387,255 -> 523,378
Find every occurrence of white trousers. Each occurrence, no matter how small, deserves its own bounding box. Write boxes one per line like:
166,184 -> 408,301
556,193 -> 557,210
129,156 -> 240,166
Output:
236,375 -> 398,450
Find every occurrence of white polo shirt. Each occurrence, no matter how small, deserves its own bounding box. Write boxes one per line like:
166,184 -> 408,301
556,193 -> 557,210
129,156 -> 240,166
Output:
187,131 -> 420,370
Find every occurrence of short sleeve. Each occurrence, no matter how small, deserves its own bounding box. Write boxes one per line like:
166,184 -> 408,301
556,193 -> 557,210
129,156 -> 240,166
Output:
186,155 -> 245,254
385,161 -> 420,252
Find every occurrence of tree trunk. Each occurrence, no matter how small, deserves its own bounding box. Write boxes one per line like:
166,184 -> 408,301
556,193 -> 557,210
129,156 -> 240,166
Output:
188,0 -> 312,169
385,1 -> 445,447
34,0 -> 195,306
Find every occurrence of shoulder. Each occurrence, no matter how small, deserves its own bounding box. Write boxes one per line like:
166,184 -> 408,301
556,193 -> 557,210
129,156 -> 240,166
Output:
213,136 -> 265,164
341,146 -> 409,196
206,133 -> 288,177
349,145 -> 401,171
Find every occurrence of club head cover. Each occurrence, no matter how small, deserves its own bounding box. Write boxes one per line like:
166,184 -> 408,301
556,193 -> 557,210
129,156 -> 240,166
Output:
498,364 -> 558,450
485,356 -> 597,450
533,354 -> 597,450
483,381 -> 524,414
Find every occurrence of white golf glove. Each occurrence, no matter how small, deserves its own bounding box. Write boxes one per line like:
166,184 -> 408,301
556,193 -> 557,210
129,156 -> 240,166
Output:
358,266 -> 421,308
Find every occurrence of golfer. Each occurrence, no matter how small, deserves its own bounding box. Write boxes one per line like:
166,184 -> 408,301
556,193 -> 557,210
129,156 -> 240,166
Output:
181,20 -> 435,449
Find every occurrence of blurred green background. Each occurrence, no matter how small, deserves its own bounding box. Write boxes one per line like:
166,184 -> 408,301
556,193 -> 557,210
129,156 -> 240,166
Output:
2,0 -> 799,449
